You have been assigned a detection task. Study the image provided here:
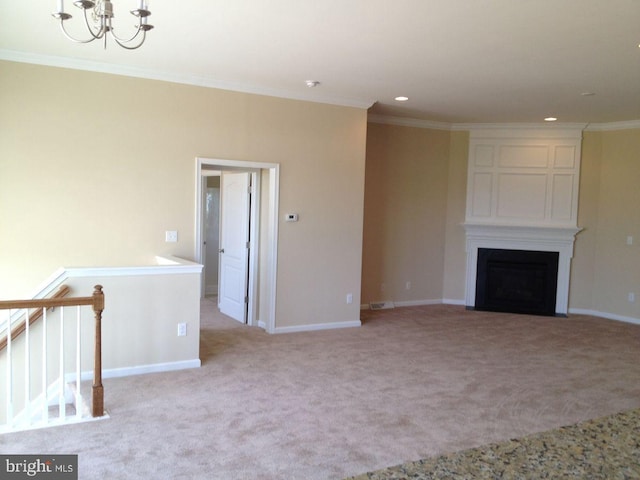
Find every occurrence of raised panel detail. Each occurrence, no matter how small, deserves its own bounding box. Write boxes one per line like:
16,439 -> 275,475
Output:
551,174 -> 574,220
499,145 -> 549,168
474,145 -> 494,167
497,174 -> 547,219
472,173 -> 493,217
553,146 -> 576,168
466,128 -> 581,226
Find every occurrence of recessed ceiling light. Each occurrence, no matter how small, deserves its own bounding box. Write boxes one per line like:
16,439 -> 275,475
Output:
544,117 -> 558,122
305,80 -> 320,88
394,96 -> 409,102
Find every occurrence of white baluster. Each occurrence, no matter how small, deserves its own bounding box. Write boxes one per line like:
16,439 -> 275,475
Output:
59,307 -> 65,419
6,309 -> 13,426
75,305 -> 82,418
42,307 -> 48,424
25,310 -> 31,425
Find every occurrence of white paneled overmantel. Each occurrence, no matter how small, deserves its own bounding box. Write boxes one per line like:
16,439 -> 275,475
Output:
465,127 -> 583,226
464,126 -> 585,315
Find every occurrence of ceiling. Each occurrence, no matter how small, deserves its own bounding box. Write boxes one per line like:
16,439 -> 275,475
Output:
1,0 -> 639,125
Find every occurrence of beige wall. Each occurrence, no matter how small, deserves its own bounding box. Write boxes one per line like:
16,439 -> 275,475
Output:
362,123 -> 450,304
569,131 -> 602,309
578,129 -> 640,319
65,271 -> 201,370
442,130 -> 469,302
0,61 -> 367,329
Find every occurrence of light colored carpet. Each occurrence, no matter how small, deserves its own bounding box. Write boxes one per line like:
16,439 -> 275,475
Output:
1,301 -> 639,479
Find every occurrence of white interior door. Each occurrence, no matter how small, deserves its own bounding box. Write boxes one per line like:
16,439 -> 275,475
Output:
219,172 -> 250,323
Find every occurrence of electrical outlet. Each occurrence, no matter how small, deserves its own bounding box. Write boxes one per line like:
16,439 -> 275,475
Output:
628,293 -> 635,303
165,230 -> 178,243
177,322 -> 187,336
405,281 -> 411,290
346,293 -> 353,304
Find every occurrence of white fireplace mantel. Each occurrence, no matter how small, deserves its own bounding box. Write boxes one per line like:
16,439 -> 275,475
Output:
464,223 -> 582,315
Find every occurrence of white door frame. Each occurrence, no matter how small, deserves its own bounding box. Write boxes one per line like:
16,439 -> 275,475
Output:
195,157 -> 279,333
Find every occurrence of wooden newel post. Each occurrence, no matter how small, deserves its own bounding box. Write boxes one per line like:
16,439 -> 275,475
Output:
91,285 -> 105,417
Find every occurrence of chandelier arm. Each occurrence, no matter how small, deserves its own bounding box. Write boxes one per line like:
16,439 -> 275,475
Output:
113,30 -> 147,50
58,18 -> 98,44
82,6 -> 107,40
110,9 -> 153,45
109,24 -> 143,44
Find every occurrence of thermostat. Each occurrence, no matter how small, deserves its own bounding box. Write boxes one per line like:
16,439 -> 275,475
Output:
285,213 -> 299,222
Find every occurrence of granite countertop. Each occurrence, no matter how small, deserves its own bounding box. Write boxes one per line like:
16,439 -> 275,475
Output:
345,408 -> 640,479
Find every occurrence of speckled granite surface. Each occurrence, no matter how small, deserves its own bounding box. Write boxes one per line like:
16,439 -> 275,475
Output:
345,408 -> 640,479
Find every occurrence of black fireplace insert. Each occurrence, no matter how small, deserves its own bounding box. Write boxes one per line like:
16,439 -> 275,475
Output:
475,248 -> 559,316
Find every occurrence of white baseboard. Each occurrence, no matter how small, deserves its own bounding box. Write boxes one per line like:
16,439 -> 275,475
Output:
568,308 -> 640,326
67,359 -> 202,382
360,298 -> 466,310
442,298 -> 466,306
394,299 -> 442,307
273,320 -> 361,334
103,359 -> 202,379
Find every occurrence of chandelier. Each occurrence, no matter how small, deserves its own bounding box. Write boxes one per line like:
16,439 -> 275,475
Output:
52,0 -> 153,50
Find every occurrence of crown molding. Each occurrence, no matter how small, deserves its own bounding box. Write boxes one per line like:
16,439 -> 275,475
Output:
0,49 -> 375,110
584,120 -> 640,131
367,114 -> 452,131
453,122 -> 588,132
369,115 -> 640,132
467,125 -> 586,139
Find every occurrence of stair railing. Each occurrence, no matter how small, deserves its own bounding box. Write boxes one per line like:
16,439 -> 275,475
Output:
0,285 -> 105,431
0,285 -> 71,351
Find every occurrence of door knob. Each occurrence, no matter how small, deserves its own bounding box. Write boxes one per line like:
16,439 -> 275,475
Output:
219,248 -> 225,253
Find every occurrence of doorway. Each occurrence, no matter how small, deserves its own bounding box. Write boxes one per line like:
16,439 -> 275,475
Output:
203,173 -> 221,298
195,157 -> 280,333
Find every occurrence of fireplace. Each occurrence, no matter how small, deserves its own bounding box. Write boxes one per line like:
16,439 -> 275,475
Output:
475,248 -> 559,316
463,224 -> 581,316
